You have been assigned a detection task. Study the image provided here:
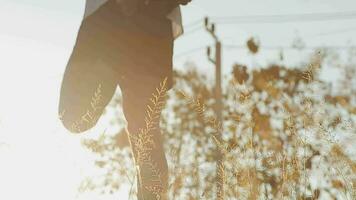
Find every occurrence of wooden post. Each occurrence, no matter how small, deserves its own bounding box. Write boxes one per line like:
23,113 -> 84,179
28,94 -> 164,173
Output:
205,17 -> 224,200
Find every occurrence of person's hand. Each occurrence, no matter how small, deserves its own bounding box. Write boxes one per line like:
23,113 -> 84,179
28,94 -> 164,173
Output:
178,0 -> 192,5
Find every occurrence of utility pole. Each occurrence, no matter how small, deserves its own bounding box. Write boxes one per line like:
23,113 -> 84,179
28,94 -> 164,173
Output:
205,17 -> 224,200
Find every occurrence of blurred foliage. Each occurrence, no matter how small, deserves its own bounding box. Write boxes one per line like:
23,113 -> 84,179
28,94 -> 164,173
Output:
80,48 -> 356,199
247,37 -> 260,54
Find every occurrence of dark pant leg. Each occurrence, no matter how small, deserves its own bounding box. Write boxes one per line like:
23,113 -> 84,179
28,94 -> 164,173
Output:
117,30 -> 173,200
58,10 -> 120,133
121,76 -> 170,200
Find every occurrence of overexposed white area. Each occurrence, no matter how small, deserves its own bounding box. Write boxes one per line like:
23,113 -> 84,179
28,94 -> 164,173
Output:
0,1 -> 127,199
0,0 -> 355,200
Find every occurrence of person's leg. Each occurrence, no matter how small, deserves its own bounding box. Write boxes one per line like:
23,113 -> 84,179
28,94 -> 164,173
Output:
121,76 -> 170,200
118,32 -> 173,200
61,1 -> 174,198
59,9 -> 119,133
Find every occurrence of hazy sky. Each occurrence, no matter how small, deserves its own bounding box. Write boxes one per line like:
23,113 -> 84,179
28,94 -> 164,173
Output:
2,0 -> 356,68
0,0 -> 356,199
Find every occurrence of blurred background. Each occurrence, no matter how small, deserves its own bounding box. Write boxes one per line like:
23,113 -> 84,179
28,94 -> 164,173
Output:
0,0 -> 355,199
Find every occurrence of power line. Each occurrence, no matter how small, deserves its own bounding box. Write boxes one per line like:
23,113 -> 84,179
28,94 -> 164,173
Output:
225,44 -> 356,50
182,25 -> 204,36
183,18 -> 204,29
181,12 -> 356,38
306,27 -> 356,38
174,44 -> 356,59
211,11 -> 356,24
183,11 -> 356,28
173,46 -> 208,59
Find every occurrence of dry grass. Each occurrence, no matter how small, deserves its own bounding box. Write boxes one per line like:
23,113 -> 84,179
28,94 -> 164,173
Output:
78,52 -> 356,199
129,77 -> 169,199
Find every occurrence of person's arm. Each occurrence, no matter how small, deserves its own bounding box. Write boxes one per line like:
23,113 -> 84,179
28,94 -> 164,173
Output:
165,0 -> 191,13
177,0 -> 191,5
142,0 -> 191,18
117,0 -> 192,17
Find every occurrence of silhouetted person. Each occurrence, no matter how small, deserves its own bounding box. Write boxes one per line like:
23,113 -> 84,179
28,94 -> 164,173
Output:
58,0 -> 191,199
